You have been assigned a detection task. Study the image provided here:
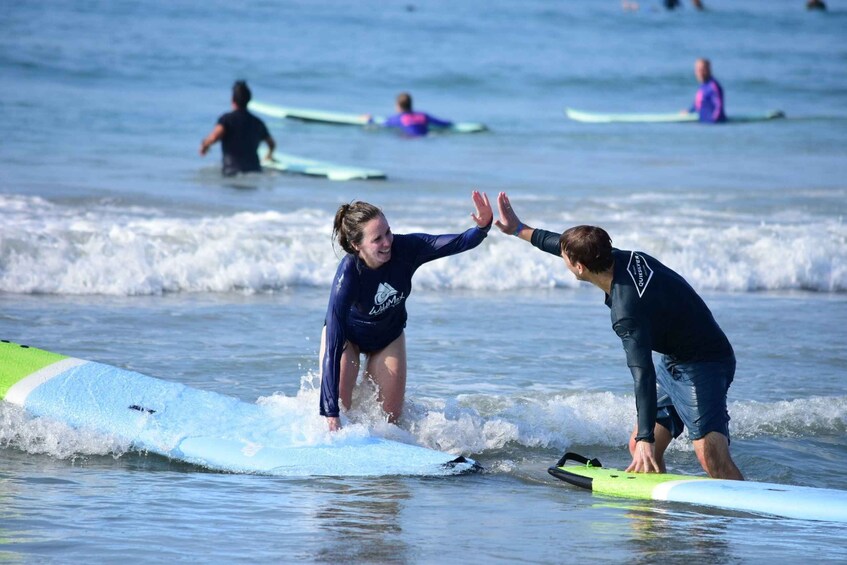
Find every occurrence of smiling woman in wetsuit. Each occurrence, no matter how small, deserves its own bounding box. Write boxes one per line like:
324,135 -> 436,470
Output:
318,191 -> 493,431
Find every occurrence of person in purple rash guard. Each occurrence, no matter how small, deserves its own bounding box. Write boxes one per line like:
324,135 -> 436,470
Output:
318,191 -> 493,432
377,92 -> 453,136
689,58 -> 726,123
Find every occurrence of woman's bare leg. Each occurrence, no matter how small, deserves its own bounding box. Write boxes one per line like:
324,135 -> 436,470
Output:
364,332 -> 407,423
319,326 -> 361,411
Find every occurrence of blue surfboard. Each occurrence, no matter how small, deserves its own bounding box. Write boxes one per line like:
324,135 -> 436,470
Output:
0,340 -> 478,477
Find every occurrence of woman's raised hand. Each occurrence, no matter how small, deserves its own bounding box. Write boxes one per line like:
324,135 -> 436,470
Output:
470,190 -> 493,228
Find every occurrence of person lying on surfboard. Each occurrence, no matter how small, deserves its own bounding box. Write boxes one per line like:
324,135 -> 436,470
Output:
319,191 -> 493,432
494,192 -> 744,480
364,92 -> 453,137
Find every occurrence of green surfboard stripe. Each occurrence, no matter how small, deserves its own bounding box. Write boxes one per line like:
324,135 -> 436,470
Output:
557,465 -> 708,499
0,341 -> 68,400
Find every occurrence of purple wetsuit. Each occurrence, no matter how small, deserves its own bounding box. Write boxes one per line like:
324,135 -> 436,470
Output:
383,111 -> 453,137
690,78 -> 726,123
320,225 -> 489,417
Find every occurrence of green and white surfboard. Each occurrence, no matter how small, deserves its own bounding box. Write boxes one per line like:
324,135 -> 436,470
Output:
549,452 -> 847,522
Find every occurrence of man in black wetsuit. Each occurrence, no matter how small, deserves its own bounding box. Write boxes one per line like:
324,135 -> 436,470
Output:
495,192 -> 743,480
199,80 -> 276,176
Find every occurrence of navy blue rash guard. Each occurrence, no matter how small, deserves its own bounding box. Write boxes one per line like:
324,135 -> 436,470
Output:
217,108 -> 271,175
531,229 -> 733,442
320,225 -> 490,417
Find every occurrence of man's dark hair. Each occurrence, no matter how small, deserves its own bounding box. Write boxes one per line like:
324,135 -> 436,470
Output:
232,80 -> 252,109
559,225 -> 614,273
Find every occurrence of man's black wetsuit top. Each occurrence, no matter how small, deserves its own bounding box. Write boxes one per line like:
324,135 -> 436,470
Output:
321,225 -> 490,418
217,108 -> 270,176
531,229 -> 733,442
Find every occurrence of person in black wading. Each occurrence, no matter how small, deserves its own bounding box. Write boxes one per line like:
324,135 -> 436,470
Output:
199,80 -> 276,176
494,191 -> 743,480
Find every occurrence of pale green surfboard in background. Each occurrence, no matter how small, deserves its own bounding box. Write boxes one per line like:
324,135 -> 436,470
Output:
250,100 -> 488,133
259,151 -> 386,181
565,107 -> 785,123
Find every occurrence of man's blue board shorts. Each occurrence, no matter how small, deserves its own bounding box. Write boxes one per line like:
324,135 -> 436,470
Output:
655,355 -> 736,442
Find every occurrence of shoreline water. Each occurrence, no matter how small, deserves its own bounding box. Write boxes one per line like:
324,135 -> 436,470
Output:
2,0 -> 847,561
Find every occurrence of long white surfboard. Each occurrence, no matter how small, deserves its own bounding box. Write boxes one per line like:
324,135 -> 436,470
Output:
250,100 -> 487,134
565,107 -> 786,124
548,452 -> 847,522
261,151 -> 386,181
0,340 -> 478,477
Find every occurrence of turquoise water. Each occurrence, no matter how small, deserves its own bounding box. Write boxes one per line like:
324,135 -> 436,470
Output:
2,1 -> 847,562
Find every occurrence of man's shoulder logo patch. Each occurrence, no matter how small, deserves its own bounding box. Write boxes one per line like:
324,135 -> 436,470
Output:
626,252 -> 654,298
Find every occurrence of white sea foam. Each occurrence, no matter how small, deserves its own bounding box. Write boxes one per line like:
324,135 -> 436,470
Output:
407,391 -> 847,455
4,383 -> 842,462
0,403 -> 130,459
1,194 -> 845,295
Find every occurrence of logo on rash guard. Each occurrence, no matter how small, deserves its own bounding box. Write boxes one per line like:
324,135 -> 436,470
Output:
626,252 -> 654,298
401,113 -> 426,126
370,283 -> 405,316
694,89 -> 704,111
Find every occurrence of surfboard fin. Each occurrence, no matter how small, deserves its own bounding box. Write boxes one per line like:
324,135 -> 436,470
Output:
443,456 -> 483,474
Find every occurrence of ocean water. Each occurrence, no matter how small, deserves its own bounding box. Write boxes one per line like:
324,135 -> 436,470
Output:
2,0 -> 847,562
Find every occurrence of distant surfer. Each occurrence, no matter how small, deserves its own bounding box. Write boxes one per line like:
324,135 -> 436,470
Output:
367,92 -> 453,137
665,0 -> 706,8
625,0 -> 703,10
199,80 -> 276,176
319,191 -> 493,432
687,58 -> 726,123
494,192 -> 744,480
